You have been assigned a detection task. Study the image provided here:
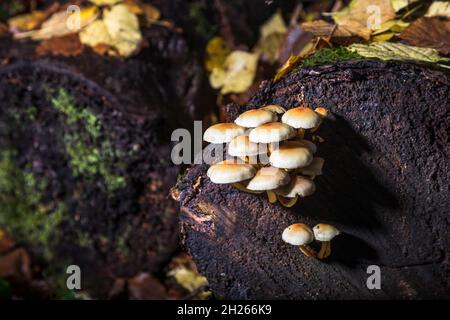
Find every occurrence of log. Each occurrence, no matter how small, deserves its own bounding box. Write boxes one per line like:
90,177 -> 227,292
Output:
173,60 -> 450,299
0,25 -> 210,298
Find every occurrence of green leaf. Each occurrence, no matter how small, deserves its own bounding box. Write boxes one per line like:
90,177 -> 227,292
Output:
348,42 -> 450,68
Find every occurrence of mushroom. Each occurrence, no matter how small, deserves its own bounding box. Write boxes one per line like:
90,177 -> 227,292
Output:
314,107 -> 328,118
207,160 -> 256,184
281,106 -> 322,130
269,141 -> 313,170
203,123 -> 246,143
248,122 -> 296,144
260,104 -> 287,114
313,223 -> 340,259
246,166 -> 290,202
298,157 -> 324,179
295,139 -> 317,154
235,109 -> 277,128
282,223 -> 316,257
274,176 -> 315,207
227,135 -> 267,164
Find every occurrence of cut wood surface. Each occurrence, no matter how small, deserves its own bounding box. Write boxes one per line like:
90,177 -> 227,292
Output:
174,60 -> 450,299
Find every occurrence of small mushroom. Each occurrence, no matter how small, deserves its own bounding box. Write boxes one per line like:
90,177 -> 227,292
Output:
298,157 -> 324,179
314,107 -> 328,118
235,109 -> 277,128
269,141 -> 313,170
295,139 -> 317,154
313,223 -> 340,259
246,166 -> 290,190
282,106 -> 322,129
249,122 -> 296,144
282,223 -> 316,257
274,176 -> 315,207
227,135 -> 267,163
207,160 -> 256,184
260,104 -> 287,114
203,123 -> 246,143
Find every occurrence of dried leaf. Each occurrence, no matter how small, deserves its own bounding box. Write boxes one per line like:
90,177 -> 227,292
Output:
103,4 -> 142,57
205,37 -> 231,72
209,50 -> 259,95
348,42 -> 450,67
0,229 -> 15,255
0,248 -> 32,282
8,11 -> 48,32
167,258 -> 208,293
371,19 -> 409,35
79,19 -> 112,47
36,34 -> 84,57
15,6 -> 99,40
332,0 -> 396,40
90,0 -> 122,5
425,1 -> 450,18
253,11 -> 287,64
260,10 -> 287,40
399,18 -> 450,55
142,3 -> 161,22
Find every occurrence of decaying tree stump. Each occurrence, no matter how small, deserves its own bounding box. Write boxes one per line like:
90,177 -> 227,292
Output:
0,26 -> 210,298
173,60 -> 450,299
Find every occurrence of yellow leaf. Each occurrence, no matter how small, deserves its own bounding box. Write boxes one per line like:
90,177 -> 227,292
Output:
205,36 -> 230,72
103,4 -> 142,57
391,0 -> 419,12
259,10 -> 287,40
371,32 -> 394,42
425,1 -> 450,18
8,11 -> 48,31
15,7 -> 99,40
209,50 -> 259,95
79,20 -> 112,47
167,266 -> 208,293
332,0 -> 396,40
253,10 -> 287,63
90,0 -> 122,5
142,3 -> 161,22
371,19 -> 409,35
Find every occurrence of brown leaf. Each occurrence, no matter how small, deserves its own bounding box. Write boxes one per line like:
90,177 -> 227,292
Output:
0,229 -> 16,255
36,34 -> 84,57
0,248 -> 32,282
399,17 -> 450,55
127,272 -> 167,300
277,24 -> 314,65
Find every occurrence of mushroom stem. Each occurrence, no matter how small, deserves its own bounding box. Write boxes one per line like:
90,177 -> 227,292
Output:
277,195 -> 298,207
299,245 -> 317,257
317,241 -> 330,259
310,125 -> 320,133
266,190 -> 277,203
297,128 -> 305,139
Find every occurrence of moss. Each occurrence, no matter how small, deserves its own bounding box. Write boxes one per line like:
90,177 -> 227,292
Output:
301,47 -> 363,68
0,150 -> 66,260
50,89 -> 125,193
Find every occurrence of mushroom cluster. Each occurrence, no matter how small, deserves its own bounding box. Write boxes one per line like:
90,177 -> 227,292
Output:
204,105 -> 326,207
282,223 -> 340,259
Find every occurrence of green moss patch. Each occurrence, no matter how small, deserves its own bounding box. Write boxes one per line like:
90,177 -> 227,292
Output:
301,47 -> 363,67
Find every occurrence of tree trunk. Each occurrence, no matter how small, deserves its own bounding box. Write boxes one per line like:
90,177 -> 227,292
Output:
173,60 -> 450,299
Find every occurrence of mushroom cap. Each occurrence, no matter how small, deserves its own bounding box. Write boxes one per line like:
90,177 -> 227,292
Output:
274,176 -> 316,198
314,107 -> 328,118
313,223 -> 340,242
246,166 -> 290,191
282,223 -> 314,246
296,139 -> 317,154
235,109 -> 277,128
261,104 -> 287,114
227,135 -> 267,157
249,122 -> 296,143
207,160 -> 256,184
299,157 -> 324,177
269,141 -> 313,169
282,107 -> 322,129
203,123 -> 246,143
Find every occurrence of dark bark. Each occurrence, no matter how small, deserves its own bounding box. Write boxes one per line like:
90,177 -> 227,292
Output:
174,60 -> 450,299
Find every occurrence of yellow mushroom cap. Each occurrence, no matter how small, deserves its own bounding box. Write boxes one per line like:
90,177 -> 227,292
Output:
246,166 -> 290,191
282,107 -> 322,129
313,223 -> 340,241
314,107 -> 328,118
274,176 -> 316,198
260,104 -> 287,114
249,122 -> 296,143
235,109 -> 277,128
282,223 -> 314,246
203,123 -> 246,143
227,135 -> 266,157
269,141 -> 313,169
207,160 -> 256,184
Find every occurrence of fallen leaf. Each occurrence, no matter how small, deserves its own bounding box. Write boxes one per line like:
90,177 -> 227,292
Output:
0,229 -> 15,255
205,37 -> 231,72
371,32 -> 394,42
425,1 -> 450,18
142,3 -> 161,22
127,272 -> 166,300
371,19 -> 409,35
391,0 -> 419,12
79,19 -> 112,48
0,248 -> 32,282
399,18 -> 450,54
103,4 -> 142,57
36,34 -> 85,57
167,255 -> 208,294
253,11 -> 287,64
332,0 -> 396,40
15,6 -> 99,40
8,10 -> 48,32
348,41 -> 450,67
90,0 -> 122,5
210,50 -> 259,95
277,24 -> 315,65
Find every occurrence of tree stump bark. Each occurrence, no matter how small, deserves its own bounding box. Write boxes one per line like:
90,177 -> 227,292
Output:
173,60 -> 450,299
0,26 -> 210,298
